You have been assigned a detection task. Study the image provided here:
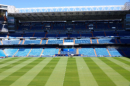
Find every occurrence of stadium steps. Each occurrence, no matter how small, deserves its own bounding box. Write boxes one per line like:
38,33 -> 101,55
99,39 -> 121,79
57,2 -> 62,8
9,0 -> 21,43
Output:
40,39 -> 42,44
27,48 -> 32,57
22,40 -> 25,44
115,39 -> 117,44
7,33 -> 9,38
40,49 -> 44,56
73,39 -> 75,44
94,48 -> 97,57
107,48 -> 111,57
63,39 -> 64,44
121,50 -> 127,57
97,39 -> 99,44
76,48 -> 79,54
13,49 -> 19,57
91,31 -> 93,37
104,31 -> 106,36
3,50 -> 7,56
46,39 -> 48,44
1,40 -> 3,45
45,32 -> 47,37
90,39 -> 92,44
18,40 -> 21,44
119,39 -> 122,43
33,33 -> 35,37
58,49 -> 61,54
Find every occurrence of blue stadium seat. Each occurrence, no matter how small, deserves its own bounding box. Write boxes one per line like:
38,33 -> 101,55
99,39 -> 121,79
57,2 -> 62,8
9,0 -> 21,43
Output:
29,48 -> 43,57
0,49 -> 6,57
79,48 -> 95,57
108,48 -> 122,57
4,49 -> 18,57
42,48 -> 59,56
95,48 -> 109,57
15,49 -> 31,57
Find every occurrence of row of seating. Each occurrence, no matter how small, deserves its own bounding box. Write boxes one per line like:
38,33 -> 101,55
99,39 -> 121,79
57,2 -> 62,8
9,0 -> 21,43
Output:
1,38 -> 130,45
0,47 -> 129,57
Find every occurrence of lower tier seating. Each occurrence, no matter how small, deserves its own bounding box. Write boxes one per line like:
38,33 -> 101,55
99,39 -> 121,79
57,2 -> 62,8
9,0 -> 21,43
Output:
15,49 -> 31,57
78,48 -> 95,57
42,48 -> 59,56
4,49 -> 18,57
29,48 -> 43,57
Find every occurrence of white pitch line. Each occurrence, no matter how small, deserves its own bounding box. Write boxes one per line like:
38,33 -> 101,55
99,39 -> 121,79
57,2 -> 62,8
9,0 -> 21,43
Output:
0,57 -> 38,81
10,58 -> 52,86
0,58 -> 24,69
91,57 -> 130,86
76,57 -> 98,86
45,57 -> 68,86
106,57 -> 130,72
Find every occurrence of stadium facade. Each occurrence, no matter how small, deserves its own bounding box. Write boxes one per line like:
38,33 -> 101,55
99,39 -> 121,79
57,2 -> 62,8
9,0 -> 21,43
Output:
0,2 -> 130,57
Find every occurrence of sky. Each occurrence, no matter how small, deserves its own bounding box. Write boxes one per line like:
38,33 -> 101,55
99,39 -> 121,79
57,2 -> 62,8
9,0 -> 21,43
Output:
0,0 -> 129,8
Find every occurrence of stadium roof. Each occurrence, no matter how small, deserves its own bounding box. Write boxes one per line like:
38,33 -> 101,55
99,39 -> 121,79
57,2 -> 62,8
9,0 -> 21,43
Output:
8,10 -> 130,21
7,2 -> 130,21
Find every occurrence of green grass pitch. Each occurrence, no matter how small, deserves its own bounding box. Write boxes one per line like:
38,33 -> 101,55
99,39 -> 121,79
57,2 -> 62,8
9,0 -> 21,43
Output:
0,57 -> 130,86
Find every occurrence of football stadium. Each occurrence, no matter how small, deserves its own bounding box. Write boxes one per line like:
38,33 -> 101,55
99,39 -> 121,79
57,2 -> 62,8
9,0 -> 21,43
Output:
0,1 -> 130,86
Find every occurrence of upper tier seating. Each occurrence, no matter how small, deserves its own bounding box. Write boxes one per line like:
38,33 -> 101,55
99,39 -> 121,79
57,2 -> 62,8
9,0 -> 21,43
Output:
2,40 -> 19,45
29,48 -> 43,57
15,49 -> 31,57
24,40 -> 40,44
64,39 -> 73,42
95,48 -> 109,57
48,39 -> 63,44
4,49 -> 18,57
42,48 -> 59,56
98,39 -> 117,44
92,39 -> 97,44
41,40 -> 47,44
75,39 -> 90,44
0,49 -> 6,57
108,48 -> 122,57
78,48 -> 95,57
93,32 -> 105,36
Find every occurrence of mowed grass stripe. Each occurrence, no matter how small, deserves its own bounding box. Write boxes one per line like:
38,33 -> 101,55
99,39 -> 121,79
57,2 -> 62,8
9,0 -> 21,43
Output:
0,57 -> 43,86
0,58 -> 18,65
106,57 -> 130,72
99,58 -> 130,81
76,57 -> 98,86
45,58 -> 68,86
83,58 -> 115,86
63,58 -> 80,86
0,58 -> 28,73
11,58 -> 52,86
28,58 -> 60,86
92,57 -> 129,86
119,57 -> 130,62
0,57 -> 13,62
0,57 -> 35,81
113,57 -> 130,66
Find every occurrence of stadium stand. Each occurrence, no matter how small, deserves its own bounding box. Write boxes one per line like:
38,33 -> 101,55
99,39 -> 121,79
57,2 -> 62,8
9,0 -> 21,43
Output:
0,4 -> 130,57
0,49 -> 6,57
15,49 -> 31,57
4,49 -> 18,57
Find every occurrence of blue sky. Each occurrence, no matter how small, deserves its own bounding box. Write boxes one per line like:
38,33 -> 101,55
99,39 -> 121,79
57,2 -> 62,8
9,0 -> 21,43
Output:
1,0 -> 129,8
